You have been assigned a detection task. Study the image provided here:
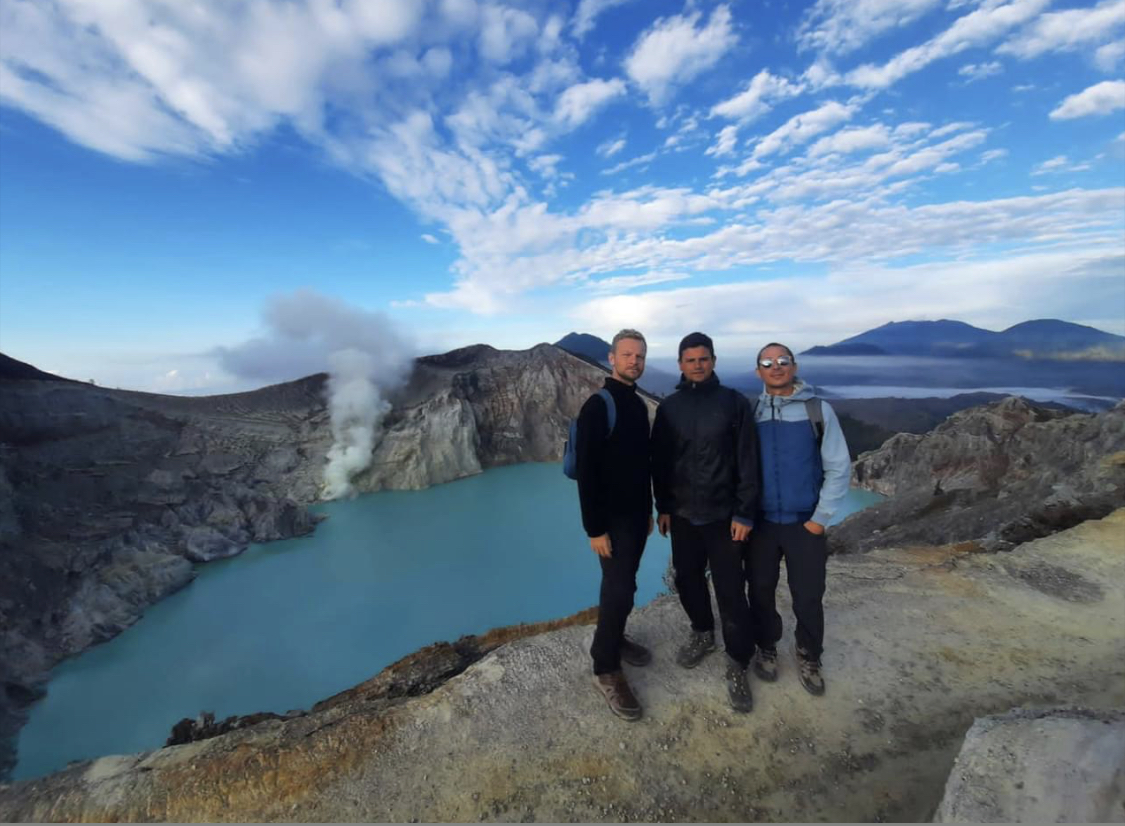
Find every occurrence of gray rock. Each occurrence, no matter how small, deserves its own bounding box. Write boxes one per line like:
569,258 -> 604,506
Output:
182,526 -> 242,562
934,707 -> 1125,823
832,398 -> 1125,554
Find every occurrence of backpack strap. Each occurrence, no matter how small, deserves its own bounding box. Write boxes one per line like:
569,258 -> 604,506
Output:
805,398 -> 824,448
597,388 -> 616,437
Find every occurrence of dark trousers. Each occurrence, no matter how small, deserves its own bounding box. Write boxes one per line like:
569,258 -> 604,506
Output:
671,515 -> 755,666
590,514 -> 649,675
747,520 -> 827,658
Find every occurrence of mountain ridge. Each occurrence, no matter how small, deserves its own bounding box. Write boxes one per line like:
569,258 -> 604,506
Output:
803,318 -> 1125,361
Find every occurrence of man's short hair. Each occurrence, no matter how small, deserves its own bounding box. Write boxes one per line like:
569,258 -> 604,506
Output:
678,331 -> 714,359
611,329 -> 647,353
756,342 -> 795,363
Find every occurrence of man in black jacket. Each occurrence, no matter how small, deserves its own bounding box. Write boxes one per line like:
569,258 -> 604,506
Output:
576,329 -> 654,721
652,332 -> 759,713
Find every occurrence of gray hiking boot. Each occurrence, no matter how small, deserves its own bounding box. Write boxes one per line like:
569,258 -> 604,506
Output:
620,635 -> 652,667
796,646 -> 825,696
675,629 -> 716,669
752,646 -> 779,682
725,658 -> 753,713
592,670 -> 643,721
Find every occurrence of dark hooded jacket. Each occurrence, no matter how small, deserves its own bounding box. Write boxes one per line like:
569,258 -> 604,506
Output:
651,372 -> 759,525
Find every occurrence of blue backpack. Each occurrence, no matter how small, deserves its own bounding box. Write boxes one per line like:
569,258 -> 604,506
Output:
562,389 -> 616,479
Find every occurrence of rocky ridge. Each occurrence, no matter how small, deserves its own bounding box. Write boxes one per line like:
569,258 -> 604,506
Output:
1,509 -> 1121,822
0,344 -> 619,778
830,396 -> 1125,554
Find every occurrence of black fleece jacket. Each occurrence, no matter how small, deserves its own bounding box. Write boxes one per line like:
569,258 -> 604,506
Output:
651,372 -> 759,525
575,377 -> 653,537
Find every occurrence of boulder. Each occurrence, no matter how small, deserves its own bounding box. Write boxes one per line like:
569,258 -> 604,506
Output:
934,707 -> 1125,823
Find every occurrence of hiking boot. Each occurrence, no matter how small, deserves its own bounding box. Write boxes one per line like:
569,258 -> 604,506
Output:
796,647 -> 825,696
752,646 -> 779,682
620,635 -> 652,667
675,630 -> 716,669
725,658 -> 753,713
592,671 -> 643,721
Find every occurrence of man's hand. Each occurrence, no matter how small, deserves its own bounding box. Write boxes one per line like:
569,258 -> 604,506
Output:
657,514 -> 671,537
647,516 -> 654,536
803,520 -> 825,535
590,534 -> 613,557
731,521 -> 752,542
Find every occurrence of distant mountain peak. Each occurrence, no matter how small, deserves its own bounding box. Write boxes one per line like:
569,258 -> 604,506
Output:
802,318 -> 1124,362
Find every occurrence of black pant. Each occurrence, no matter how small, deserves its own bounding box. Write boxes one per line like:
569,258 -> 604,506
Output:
670,515 -> 755,666
746,520 -> 827,658
590,514 -> 649,675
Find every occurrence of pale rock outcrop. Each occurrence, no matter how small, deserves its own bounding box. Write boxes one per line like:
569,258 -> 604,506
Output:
832,398 -> 1125,554
934,707 -> 1125,823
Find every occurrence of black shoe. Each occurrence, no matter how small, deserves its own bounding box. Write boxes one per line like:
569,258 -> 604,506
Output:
620,635 -> 652,667
752,646 -> 779,682
675,630 -> 716,669
725,658 -> 753,713
592,671 -> 643,721
796,647 -> 825,696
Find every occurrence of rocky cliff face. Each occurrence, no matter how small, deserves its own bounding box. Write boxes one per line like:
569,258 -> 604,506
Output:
0,345 -> 618,778
2,509 -> 1121,822
831,397 -> 1125,554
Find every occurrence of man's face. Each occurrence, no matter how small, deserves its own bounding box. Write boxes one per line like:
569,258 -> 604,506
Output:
678,345 -> 715,384
756,345 -> 796,393
608,338 -> 646,384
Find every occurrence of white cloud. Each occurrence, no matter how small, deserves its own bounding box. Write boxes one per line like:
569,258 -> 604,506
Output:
846,0 -> 1049,89
710,69 -> 804,121
589,272 -> 691,291
553,77 -> 626,128
981,148 -> 1008,162
602,151 -> 657,175
998,0 -> 1125,59
624,5 -> 737,104
597,136 -> 627,157
705,125 -> 740,157
1095,38 -> 1125,69
807,123 -> 891,157
959,61 -> 1003,81
478,4 -> 539,64
1032,155 -> 1092,175
421,233 -> 440,244
572,0 -> 635,38
528,153 -> 564,178
1050,80 -> 1125,119
797,0 -> 943,56
753,101 -> 856,159
573,249 -> 1125,357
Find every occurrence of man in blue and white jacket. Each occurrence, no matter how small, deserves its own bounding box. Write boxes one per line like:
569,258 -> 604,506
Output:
747,342 -> 850,696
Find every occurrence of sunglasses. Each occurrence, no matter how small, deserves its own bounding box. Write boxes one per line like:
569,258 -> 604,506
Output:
758,357 -> 793,368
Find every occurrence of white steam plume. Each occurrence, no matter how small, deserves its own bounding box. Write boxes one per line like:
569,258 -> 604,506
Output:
215,289 -> 414,499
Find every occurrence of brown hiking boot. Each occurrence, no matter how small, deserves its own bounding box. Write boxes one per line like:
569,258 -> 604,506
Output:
620,635 -> 652,667
796,647 -> 825,696
752,646 -> 779,682
675,629 -> 716,668
592,671 -> 643,721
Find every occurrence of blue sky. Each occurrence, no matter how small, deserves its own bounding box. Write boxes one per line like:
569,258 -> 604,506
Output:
1,0 -> 1123,392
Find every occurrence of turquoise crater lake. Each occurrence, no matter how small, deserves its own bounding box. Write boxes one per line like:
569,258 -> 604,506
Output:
14,463 -> 882,780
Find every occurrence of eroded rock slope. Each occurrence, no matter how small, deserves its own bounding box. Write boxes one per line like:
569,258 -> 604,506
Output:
831,397 -> 1125,554
0,345 -> 618,778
